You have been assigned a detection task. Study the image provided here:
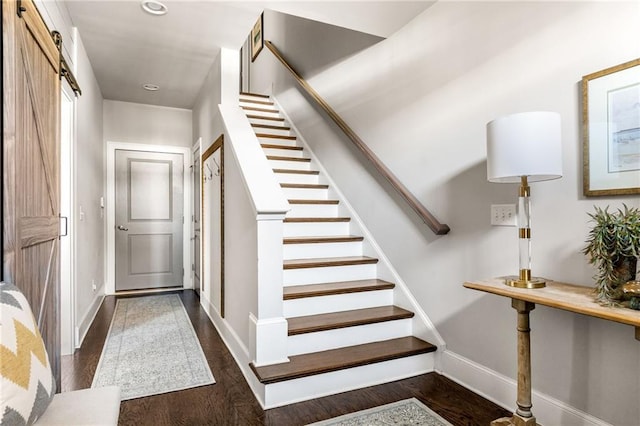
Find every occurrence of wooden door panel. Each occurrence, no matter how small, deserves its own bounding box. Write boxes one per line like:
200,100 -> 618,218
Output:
3,0 -> 61,389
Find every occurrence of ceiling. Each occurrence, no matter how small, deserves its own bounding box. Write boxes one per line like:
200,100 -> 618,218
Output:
63,1 -> 434,109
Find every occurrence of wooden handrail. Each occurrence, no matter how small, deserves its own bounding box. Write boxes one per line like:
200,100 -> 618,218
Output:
264,40 -> 450,235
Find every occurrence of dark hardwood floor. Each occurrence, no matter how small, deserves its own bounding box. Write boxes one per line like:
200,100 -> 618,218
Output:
62,290 -> 510,425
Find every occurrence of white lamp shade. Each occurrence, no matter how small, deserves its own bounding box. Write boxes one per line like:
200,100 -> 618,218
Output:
486,111 -> 563,183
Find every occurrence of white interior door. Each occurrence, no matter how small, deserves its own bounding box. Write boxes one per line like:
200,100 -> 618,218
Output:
114,149 -> 184,291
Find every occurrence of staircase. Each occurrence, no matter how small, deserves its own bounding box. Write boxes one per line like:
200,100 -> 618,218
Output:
239,92 -> 437,406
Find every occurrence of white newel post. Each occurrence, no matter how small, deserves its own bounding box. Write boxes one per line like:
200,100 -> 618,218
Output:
250,213 -> 290,366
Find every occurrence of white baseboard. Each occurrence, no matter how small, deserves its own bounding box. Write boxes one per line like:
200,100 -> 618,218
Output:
199,294 -> 267,407
76,294 -> 104,348
440,350 -> 610,426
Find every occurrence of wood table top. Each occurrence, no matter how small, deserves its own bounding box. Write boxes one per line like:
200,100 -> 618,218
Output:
464,278 -> 640,328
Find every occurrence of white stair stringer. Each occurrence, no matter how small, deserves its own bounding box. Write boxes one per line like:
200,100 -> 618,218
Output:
239,93 -> 441,409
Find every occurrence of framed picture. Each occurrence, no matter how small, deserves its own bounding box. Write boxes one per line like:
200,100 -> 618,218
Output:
251,13 -> 263,62
583,58 -> 640,196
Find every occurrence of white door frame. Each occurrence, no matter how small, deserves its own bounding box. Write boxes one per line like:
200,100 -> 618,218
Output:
191,138 -> 202,295
60,80 -> 76,355
105,141 -> 192,295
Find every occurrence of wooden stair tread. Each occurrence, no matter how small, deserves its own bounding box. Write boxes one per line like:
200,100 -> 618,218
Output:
241,106 -> 279,113
284,235 -> 363,244
257,134 -> 297,140
288,305 -> 414,335
281,183 -> 329,189
250,336 -> 436,384
246,114 -> 284,122
288,199 -> 338,205
273,169 -> 319,175
284,217 -> 350,223
284,256 -> 378,270
284,279 -> 395,300
267,155 -> 310,162
253,124 -> 291,131
240,92 -> 270,98
261,144 -> 302,151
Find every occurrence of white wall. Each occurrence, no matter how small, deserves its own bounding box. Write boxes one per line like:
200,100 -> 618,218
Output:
192,52 -> 224,150
103,100 -> 192,147
34,0 -> 75,69
193,48 -> 253,349
250,9 -> 382,94
221,144 -> 259,351
252,3 -> 640,425
74,33 -> 106,342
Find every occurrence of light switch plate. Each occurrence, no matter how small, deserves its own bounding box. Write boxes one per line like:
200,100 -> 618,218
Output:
491,204 -> 517,226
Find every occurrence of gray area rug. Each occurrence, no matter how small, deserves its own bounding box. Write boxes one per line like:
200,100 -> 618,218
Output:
308,398 -> 452,426
92,294 -> 215,400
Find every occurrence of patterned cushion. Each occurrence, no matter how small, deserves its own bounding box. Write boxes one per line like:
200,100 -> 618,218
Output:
1,282 -> 55,425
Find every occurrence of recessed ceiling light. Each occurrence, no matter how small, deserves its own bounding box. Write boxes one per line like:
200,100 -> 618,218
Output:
143,83 -> 160,91
141,0 -> 167,16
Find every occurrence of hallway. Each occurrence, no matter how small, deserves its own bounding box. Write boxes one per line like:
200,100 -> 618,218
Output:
62,290 -> 509,425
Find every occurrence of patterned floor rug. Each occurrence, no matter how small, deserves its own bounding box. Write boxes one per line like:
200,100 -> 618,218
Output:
92,294 -> 215,400
308,398 -> 453,426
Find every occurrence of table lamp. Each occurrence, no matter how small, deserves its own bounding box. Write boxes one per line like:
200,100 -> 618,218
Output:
487,111 -> 563,288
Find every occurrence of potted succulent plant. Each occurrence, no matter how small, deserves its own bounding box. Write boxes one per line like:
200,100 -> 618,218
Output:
583,205 -> 640,308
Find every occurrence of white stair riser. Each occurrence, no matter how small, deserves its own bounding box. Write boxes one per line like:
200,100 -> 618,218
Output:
283,221 -> 349,237
283,289 -> 393,317
248,117 -> 287,127
275,173 -> 320,185
281,187 -> 329,200
253,127 -> 292,137
283,264 -> 377,286
243,109 -> 281,119
259,137 -> 298,147
287,318 -> 413,356
263,353 -> 435,409
240,100 -> 277,110
283,241 -> 362,260
239,95 -> 270,103
262,147 -> 304,158
268,159 -> 311,170
286,204 -> 338,218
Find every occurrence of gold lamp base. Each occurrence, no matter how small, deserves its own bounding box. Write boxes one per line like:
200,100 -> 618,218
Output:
505,277 -> 546,289
504,270 -> 546,289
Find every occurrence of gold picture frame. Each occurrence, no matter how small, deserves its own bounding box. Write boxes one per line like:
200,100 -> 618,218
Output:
583,58 -> 640,196
251,13 -> 264,62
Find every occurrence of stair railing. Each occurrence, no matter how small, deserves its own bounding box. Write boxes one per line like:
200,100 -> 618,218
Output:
264,40 -> 450,235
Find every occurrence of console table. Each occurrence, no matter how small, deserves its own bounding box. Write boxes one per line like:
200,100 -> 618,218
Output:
464,278 -> 640,426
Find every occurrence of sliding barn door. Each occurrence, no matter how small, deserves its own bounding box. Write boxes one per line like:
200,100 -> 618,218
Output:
2,0 -> 62,388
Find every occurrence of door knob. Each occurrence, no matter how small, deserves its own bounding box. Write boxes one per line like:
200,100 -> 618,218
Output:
117,225 -> 129,231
